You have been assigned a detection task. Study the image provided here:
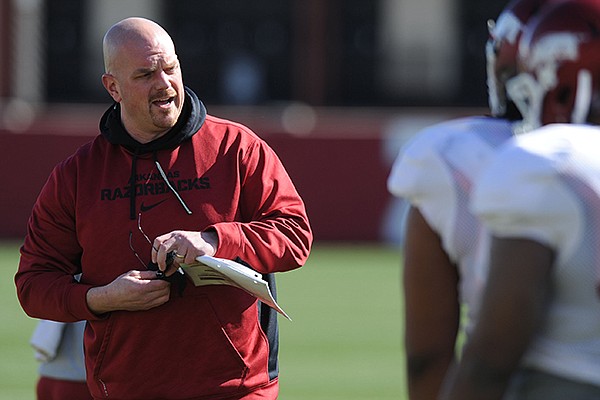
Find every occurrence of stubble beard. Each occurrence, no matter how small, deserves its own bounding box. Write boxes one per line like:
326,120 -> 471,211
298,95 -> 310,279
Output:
149,102 -> 180,132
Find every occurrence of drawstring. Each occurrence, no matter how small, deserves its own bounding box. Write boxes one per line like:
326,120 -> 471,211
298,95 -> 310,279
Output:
153,152 -> 193,215
129,151 -> 139,220
128,150 -> 193,218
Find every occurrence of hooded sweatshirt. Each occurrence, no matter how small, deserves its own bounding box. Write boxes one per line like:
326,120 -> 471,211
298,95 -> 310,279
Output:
15,88 -> 312,399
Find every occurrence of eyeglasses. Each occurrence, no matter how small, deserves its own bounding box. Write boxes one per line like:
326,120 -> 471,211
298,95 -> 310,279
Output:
128,213 -> 186,294
128,213 -> 175,278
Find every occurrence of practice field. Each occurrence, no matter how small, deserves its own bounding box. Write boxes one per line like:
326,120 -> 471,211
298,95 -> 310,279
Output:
0,241 -> 407,399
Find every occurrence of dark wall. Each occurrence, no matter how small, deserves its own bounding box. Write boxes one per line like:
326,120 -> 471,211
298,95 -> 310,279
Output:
458,0 -> 510,107
0,126 -> 391,242
45,0 -> 87,102
43,0 -> 511,107
164,0 -> 293,105
1,133 -> 92,238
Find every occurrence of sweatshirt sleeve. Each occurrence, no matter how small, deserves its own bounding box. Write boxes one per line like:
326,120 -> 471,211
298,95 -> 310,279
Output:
209,137 -> 312,274
15,160 -> 98,322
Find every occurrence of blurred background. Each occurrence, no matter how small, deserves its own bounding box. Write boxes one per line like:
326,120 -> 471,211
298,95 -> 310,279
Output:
0,0 -> 508,244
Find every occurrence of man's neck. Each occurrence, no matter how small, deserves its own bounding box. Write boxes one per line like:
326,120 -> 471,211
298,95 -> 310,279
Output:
122,120 -> 169,144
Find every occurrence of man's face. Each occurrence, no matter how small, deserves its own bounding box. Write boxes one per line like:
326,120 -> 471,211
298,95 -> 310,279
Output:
104,35 -> 185,141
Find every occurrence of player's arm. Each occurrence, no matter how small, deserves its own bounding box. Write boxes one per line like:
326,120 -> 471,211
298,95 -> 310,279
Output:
403,206 -> 460,400
440,236 -> 554,400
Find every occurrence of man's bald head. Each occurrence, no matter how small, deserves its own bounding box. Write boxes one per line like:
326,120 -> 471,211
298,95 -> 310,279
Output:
103,17 -> 175,74
100,17 -> 185,143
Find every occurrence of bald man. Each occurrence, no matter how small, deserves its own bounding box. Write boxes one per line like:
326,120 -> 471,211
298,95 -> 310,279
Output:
16,17 -> 312,399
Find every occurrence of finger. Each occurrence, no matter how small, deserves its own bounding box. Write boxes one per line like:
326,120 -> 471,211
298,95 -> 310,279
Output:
146,280 -> 170,292
143,291 -> 171,309
168,239 -> 190,265
183,250 -> 197,265
151,233 -> 172,264
171,244 -> 191,264
130,286 -> 171,310
151,236 -> 163,264
138,270 -> 171,282
163,263 -> 181,277
138,270 -> 158,280
154,240 -> 175,271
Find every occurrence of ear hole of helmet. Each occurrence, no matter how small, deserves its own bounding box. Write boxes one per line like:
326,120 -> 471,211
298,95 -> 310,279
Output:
544,87 -> 571,124
587,95 -> 600,124
556,86 -> 572,106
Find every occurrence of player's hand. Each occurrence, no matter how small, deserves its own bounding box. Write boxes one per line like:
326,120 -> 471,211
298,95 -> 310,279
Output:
86,270 -> 171,314
151,230 -> 218,270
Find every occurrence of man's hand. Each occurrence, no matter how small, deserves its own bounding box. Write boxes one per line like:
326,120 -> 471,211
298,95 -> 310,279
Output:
86,270 -> 171,314
152,230 -> 219,270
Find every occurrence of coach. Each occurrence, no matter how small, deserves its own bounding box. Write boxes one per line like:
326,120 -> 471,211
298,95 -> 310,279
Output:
15,17 -> 312,399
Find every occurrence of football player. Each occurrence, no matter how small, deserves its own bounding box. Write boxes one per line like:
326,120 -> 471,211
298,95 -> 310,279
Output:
386,0 -> 556,399
441,1 -> 600,399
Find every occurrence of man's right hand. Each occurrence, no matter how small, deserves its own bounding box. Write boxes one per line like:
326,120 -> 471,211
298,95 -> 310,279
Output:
86,270 -> 171,314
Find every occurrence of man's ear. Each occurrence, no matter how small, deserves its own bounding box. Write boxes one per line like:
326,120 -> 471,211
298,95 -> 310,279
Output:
102,74 -> 122,102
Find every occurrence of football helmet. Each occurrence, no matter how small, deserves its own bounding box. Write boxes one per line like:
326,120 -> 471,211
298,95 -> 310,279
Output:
486,0 -> 553,117
507,0 -> 600,132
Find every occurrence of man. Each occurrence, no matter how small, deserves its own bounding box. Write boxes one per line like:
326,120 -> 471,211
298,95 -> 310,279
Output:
15,17 -> 312,399
386,0 -> 553,398
441,1 -> 600,399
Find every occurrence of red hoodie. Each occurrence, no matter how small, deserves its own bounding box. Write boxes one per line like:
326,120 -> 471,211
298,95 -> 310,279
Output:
16,92 -> 312,399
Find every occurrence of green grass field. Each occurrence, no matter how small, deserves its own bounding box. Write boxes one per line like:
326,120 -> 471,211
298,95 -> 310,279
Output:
0,241 -> 407,399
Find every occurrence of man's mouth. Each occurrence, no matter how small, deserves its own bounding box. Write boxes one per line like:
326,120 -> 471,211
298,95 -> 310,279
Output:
152,96 -> 175,108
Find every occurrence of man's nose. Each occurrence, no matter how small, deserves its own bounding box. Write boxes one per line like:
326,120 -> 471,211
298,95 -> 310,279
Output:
154,70 -> 171,90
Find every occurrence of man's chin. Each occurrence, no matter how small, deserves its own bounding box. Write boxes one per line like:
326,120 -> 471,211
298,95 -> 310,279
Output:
151,110 -> 180,129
